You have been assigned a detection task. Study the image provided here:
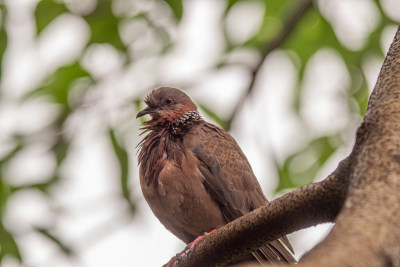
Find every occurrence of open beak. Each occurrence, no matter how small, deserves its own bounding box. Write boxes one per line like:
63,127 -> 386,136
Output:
136,106 -> 153,118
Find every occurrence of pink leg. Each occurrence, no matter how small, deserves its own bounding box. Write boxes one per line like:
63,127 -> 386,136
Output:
164,229 -> 218,266
187,229 -> 217,251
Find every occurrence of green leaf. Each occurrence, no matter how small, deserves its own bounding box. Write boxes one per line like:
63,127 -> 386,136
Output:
53,139 -> 69,165
0,176 -> 10,217
84,0 -> 125,51
198,103 -> 229,131
34,0 -> 68,34
0,29 -> 6,80
164,0 -> 183,21
224,0 -> 242,14
35,227 -> 74,256
276,135 -> 341,192
0,138 -> 24,215
0,8 -> 7,80
26,62 -> 91,109
109,129 -> 135,213
0,222 -> 22,263
245,0 -> 289,48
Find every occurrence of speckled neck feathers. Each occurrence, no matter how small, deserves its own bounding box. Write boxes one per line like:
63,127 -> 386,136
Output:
138,110 -> 202,185
171,110 -> 201,134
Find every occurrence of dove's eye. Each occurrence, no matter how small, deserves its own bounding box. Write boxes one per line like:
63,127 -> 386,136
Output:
165,98 -> 174,105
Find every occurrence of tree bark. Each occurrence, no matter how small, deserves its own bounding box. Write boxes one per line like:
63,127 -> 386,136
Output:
298,25 -> 400,267
170,26 -> 400,267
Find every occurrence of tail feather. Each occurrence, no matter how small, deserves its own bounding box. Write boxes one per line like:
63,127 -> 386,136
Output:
251,250 -> 270,265
280,236 -> 295,254
252,238 -> 297,264
252,244 -> 281,264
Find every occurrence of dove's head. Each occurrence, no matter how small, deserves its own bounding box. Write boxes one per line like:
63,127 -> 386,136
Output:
137,87 -> 198,125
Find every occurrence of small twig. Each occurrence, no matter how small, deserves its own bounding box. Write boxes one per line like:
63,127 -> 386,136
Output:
226,0 -> 314,130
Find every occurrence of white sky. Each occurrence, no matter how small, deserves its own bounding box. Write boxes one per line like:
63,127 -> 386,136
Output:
0,0 -> 399,266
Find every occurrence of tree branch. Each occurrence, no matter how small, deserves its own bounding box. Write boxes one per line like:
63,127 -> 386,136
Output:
226,0 -> 313,131
297,25 -> 400,267
170,157 -> 350,267
172,26 -> 400,267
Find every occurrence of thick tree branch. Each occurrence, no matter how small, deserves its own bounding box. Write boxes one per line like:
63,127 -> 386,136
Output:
171,25 -> 400,267
297,25 -> 400,267
170,157 -> 350,267
226,0 -> 313,131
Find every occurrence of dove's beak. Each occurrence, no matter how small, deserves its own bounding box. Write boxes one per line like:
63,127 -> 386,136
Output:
136,106 -> 153,118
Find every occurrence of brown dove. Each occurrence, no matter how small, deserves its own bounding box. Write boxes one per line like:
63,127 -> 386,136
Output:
137,87 -> 296,265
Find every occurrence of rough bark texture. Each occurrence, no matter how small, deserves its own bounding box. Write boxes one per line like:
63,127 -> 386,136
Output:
298,25 -> 400,267
172,26 -> 400,267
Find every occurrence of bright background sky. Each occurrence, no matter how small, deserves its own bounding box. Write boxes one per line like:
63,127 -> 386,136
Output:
1,0 -> 400,266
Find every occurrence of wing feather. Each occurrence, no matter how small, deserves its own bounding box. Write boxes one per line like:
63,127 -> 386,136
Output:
192,122 -> 296,263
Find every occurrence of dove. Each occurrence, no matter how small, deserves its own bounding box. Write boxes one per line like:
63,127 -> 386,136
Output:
137,87 -> 296,264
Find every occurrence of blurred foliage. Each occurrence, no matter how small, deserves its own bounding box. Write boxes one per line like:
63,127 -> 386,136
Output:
277,135 -> 341,190
198,103 -> 229,130
35,0 -> 68,34
0,6 -> 7,80
27,62 -> 91,109
35,227 -> 75,257
0,0 -> 398,265
0,222 -> 21,263
84,0 -> 126,51
109,129 -> 136,213
165,0 -> 184,21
